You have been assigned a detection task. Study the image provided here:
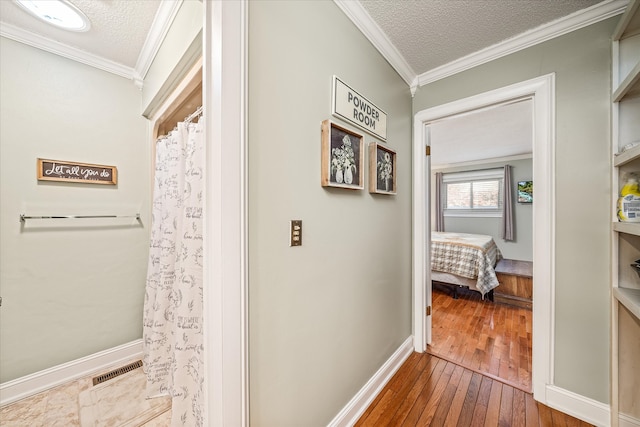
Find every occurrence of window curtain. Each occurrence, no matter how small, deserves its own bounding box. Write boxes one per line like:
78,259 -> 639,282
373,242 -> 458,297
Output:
502,165 -> 514,241
143,117 -> 205,426
435,172 -> 445,232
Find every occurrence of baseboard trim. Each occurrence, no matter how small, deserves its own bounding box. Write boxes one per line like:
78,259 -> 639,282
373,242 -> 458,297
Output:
327,336 -> 414,427
545,385 -> 610,427
0,339 -> 143,407
620,413 -> 640,427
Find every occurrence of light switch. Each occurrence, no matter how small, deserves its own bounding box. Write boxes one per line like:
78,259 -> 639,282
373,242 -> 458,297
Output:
290,220 -> 302,246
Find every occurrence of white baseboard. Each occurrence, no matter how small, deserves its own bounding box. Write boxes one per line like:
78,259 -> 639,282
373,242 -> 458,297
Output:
620,413 -> 640,427
0,339 -> 143,407
326,336 -> 414,427
545,385 -> 610,427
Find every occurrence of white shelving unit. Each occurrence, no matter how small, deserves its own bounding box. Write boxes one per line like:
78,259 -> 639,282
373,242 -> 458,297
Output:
611,1 -> 640,426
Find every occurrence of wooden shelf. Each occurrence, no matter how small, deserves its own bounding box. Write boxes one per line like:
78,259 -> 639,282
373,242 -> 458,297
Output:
614,141 -> 640,166
613,62 -> 640,102
613,221 -> 640,236
614,287 -> 640,320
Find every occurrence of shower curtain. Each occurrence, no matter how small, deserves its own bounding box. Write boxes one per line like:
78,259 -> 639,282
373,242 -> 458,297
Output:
143,116 -> 204,426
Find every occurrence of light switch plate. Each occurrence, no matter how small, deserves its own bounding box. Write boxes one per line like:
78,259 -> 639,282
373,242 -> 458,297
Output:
290,220 -> 302,246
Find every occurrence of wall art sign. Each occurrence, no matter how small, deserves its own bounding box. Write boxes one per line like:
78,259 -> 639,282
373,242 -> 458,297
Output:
332,75 -> 387,141
37,158 -> 117,185
321,120 -> 364,190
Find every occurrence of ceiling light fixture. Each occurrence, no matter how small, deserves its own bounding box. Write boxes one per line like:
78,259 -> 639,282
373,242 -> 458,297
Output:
13,0 -> 90,32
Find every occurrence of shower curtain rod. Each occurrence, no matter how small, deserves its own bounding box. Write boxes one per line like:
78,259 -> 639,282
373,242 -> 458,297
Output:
20,213 -> 141,223
184,105 -> 203,123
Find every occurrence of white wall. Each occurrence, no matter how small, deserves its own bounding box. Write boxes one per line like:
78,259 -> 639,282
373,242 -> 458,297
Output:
248,1 -> 413,425
413,18 -> 614,404
0,38 -> 150,382
433,158 -> 533,261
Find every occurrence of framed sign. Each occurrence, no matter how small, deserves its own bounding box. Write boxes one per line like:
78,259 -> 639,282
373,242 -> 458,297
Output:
321,120 -> 364,190
37,158 -> 117,185
332,76 -> 387,140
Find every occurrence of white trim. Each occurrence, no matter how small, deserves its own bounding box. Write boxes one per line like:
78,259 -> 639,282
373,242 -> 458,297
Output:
545,385 -> 611,427
620,413 -> 640,427
333,0 -> 625,89
133,0 -> 183,86
0,22 -> 134,79
412,74 -> 556,403
326,337 -> 414,427
203,1 -> 249,426
432,153 -> 532,171
416,0 -> 627,86
0,340 -> 142,407
332,0 -> 416,87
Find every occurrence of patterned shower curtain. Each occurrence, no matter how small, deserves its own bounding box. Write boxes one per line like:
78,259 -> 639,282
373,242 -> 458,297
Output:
143,117 -> 204,426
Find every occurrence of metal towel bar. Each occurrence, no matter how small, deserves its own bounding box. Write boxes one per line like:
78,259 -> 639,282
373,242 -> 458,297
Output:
20,213 -> 141,223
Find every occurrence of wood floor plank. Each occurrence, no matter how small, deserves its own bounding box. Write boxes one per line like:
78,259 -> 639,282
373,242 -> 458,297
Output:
387,356 -> 443,426
525,392 -> 540,427
443,369 -> 473,427
512,388 -> 527,427
498,384 -> 514,426
469,376 -> 492,427
457,372 -> 483,427
417,362 -> 457,425
400,358 -> 448,426
483,380 -> 503,426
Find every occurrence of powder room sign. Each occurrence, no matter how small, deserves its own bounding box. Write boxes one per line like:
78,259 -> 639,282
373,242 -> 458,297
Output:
37,158 -> 117,185
332,75 -> 387,141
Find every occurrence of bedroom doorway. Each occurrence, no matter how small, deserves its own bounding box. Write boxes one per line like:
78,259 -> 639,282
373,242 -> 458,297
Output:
412,74 -> 555,402
427,97 -> 533,391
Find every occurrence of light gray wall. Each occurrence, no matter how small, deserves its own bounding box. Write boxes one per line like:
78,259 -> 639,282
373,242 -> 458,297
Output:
0,38 -> 150,382
414,18 -> 614,404
433,158 -> 533,261
248,1 -> 412,425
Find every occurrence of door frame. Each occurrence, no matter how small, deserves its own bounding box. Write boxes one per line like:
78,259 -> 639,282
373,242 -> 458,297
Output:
412,74 -> 556,402
203,1 -> 249,426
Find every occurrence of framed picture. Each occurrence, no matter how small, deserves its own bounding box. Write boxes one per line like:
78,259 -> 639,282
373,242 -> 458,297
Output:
321,120 -> 364,190
517,180 -> 533,203
369,142 -> 396,195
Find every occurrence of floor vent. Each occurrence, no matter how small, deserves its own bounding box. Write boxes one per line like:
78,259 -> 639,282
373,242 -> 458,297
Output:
92,360 -> 143,386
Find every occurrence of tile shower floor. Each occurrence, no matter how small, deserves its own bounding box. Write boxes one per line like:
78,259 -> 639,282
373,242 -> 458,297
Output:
0,361 -> 171,426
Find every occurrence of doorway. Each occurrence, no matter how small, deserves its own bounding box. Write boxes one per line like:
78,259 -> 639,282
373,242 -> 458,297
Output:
412,74 -> 555,402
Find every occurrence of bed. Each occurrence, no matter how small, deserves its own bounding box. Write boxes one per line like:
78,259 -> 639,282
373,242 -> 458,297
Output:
431,231 -> 502,300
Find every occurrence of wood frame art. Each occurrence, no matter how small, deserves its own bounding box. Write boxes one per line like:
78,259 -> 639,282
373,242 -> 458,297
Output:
321,119 -> 364,190
37,158 -> 117,185
369,142 -> 396,195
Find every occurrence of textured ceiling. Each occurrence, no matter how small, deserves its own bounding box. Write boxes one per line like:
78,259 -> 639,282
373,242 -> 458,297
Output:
359,0 -> 602,75
0,0 -> 160,68
430,99 -> 533,166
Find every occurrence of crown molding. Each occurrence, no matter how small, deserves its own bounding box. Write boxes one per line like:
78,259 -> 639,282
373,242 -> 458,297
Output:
0,22 -> 134,79
416,0 -> 628,86
134,0 -> 183,85
333,0 -> 416,87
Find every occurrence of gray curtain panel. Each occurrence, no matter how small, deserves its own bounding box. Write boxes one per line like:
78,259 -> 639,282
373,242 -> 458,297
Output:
502,165 -> 514,241
435,172 -> 445,232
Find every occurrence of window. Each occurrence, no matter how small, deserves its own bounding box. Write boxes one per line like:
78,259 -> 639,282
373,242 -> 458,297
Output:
442,169 -> 503,217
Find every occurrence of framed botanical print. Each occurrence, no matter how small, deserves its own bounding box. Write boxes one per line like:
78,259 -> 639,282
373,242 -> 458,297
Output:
321,120 -> 364,190
369,142 -> 396,195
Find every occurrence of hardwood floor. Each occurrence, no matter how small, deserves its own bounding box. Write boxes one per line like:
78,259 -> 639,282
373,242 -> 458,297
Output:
355,352 -> 593,426
356,287 -> 592,426
429,285 -> 532,392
